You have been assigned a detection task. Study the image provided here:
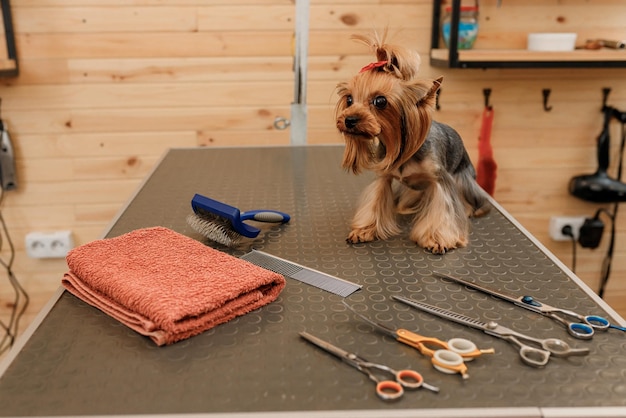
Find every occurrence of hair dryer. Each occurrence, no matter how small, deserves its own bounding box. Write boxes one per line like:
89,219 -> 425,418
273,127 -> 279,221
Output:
569,106 -> 626,203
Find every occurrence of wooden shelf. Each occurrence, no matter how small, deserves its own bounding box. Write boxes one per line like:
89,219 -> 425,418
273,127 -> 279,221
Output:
430,48 -> 626,69
430,0 -> 626,69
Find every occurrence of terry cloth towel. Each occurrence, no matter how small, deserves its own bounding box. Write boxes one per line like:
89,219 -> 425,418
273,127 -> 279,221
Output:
62,226 -> 286,346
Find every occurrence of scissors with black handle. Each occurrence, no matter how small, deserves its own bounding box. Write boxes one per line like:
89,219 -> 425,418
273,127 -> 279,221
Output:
434,271 -> 623,339
342,300 -> 494,379
392,296 -> 590,368
299,331 -> 439,400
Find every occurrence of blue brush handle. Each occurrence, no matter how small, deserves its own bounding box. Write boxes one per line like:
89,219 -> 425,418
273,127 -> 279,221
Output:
191,194 -> 290,239
241,210 -> 290,224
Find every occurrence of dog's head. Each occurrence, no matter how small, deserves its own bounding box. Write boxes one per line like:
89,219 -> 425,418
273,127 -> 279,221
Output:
335,32 -> 442,174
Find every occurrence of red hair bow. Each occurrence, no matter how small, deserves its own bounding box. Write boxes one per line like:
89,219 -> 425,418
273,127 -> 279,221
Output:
359,60 -> 388,73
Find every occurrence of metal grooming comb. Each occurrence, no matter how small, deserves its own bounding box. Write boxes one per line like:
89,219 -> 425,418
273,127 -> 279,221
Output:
241,250 -> 361,297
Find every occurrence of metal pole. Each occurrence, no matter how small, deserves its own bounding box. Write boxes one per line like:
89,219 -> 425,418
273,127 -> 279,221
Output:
290,0 -> 309,145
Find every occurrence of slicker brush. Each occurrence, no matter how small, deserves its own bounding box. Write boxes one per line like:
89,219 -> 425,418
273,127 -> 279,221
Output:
186,193 -> 290,248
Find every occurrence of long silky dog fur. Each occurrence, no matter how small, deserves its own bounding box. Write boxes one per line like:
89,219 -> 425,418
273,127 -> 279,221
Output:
335,32 -> 489,254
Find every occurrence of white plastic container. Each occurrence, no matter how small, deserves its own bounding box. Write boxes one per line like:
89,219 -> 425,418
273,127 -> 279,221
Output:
527,33 -> 577,51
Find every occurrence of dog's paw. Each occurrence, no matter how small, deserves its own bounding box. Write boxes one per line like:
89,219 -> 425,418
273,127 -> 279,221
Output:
346,228 -> 377,244
418,236 -> 467,255
425,242 -> 453,255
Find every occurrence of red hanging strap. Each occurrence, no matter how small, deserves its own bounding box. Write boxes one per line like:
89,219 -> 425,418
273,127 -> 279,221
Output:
476,106 -> 497,196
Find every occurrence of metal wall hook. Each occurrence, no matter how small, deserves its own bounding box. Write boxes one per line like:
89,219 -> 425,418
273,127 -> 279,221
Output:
483,88 -> 492,109
542,89 -> 552,112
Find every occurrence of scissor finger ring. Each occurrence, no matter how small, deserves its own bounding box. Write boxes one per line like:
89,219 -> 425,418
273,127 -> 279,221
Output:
542,338 -> 589,357
395,369 -> 424,389
432,349 -> 466,377
376,380 -> 404,400
585,315 -> 610,330
519,346 -> 550,367
567,322 -> 594,340
447,338 -> 478,360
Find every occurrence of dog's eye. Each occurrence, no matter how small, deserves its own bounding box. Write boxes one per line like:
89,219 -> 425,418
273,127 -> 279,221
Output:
346,95 -> 353,107
373,96 -> 387,110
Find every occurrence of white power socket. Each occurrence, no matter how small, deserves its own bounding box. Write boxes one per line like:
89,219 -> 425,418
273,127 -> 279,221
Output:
25,230 -> 74,258
549,216 -> 586,241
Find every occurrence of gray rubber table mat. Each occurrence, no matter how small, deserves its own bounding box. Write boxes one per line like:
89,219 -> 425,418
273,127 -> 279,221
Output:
1,146 -> 625,417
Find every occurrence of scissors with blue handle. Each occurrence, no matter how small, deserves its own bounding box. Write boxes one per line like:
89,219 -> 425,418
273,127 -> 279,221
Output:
392,296 -> 590,368
341,300 -> 494,379
299,331 -> 439,400
433,272 -> 617,340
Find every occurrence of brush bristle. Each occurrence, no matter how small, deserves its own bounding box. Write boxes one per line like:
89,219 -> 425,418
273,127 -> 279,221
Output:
186,213 -> 246,247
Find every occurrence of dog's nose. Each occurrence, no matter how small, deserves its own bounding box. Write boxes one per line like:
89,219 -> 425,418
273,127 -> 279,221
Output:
344,116 -> 359,129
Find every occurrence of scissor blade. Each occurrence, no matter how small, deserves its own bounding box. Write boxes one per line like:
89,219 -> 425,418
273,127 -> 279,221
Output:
434,272 -> 522,305
342,300 -> 399,339
392,295 -> 490,332
299,331 -> 352,360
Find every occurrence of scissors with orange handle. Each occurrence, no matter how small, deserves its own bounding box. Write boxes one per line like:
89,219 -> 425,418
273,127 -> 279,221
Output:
300,331 -> 439,400
392,295 -> 590,368
342,300 -> 495,379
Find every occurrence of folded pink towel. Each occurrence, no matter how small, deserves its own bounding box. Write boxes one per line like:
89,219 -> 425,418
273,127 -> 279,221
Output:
62,226 -> 286,346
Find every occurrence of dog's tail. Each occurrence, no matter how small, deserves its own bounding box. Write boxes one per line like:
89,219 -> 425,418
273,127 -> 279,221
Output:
459,169 -> 491,217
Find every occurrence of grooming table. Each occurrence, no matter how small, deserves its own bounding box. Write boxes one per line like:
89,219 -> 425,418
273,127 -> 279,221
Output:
2,146 -> 626,418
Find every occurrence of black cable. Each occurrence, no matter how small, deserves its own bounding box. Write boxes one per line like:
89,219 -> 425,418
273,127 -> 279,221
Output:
616,114 -> 626,179
598,203 -> 617,299
562,224 -> 577,273
0,186 -> 29,355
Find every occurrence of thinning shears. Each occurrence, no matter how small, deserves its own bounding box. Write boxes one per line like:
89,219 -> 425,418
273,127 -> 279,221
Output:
299,331 -> 439,400
434,272 -> 624,339
392,295 -> 590,368
342,300 -> 494,379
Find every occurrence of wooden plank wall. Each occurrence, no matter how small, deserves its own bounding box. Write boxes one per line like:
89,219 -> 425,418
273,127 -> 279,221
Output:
0,0 -> 625,342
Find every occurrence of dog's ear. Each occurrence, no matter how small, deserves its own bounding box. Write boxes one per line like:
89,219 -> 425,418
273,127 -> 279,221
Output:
432,76 -> 443,92
417,77 -> 443,108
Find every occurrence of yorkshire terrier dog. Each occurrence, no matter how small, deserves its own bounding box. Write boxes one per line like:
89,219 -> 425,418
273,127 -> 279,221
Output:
336,32 -> 490,254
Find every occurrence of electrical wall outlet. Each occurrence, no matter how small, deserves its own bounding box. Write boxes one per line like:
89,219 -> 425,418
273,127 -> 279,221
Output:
25,230 -> 74,258
549,216 -> 586,241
